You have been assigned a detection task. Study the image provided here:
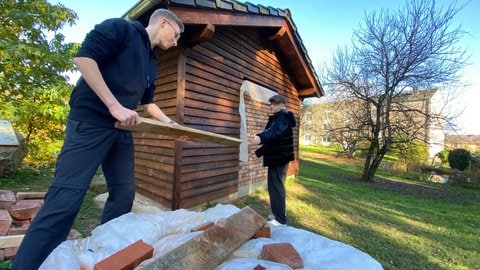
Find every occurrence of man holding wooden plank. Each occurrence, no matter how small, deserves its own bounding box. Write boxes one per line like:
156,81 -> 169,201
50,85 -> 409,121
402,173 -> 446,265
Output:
12,9 -> 185,270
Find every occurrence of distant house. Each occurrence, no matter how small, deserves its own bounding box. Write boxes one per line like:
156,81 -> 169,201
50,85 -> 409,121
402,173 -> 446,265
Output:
300,89 -> 445,158
445,134 -> 480,153
122,0 -> 324,209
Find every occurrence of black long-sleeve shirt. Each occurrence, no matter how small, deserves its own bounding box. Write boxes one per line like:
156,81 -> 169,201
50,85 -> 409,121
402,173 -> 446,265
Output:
69,19 -> 157,128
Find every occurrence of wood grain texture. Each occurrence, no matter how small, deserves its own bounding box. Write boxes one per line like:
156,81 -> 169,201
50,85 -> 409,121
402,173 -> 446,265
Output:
142,206 -> 266,270
115,117 -> 241,146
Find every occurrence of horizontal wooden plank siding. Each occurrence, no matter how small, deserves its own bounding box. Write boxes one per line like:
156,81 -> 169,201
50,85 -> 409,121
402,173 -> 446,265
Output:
176,26 -> 301,208
134,25 -> 302,209
133,49 -> 180,207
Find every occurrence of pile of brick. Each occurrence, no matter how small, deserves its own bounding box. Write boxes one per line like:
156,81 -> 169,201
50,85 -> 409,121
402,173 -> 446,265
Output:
0,190 -> 45,261
92,220 -> 303,270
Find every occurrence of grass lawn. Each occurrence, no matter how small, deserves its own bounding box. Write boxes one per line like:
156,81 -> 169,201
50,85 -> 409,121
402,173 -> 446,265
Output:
1,146 -> 479,269
238,147 -> 480,270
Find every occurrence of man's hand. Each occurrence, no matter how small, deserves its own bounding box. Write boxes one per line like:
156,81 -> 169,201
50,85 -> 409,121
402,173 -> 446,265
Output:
251,135 -> 261,145
109,104 -> 140,126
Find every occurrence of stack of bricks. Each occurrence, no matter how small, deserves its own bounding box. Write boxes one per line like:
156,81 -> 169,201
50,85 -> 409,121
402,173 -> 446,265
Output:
0,190 -> 45,261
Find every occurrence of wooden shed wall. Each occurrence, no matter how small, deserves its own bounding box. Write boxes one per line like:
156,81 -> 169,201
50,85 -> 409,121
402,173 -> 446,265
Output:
134,26 -> 301,209
133,49 -> 180,207
182,26 -> 300,208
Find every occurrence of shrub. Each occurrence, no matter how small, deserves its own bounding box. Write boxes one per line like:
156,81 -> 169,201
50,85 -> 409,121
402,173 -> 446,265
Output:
436,150 -> 449,165
448,149 -> 471,171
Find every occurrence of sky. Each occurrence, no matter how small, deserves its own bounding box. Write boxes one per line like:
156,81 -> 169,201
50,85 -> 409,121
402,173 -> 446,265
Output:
49,0 -> 480,135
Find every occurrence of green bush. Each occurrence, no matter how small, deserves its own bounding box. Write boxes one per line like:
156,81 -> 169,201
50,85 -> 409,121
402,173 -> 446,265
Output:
448,149 -> 471,171
436,150 -> 449,165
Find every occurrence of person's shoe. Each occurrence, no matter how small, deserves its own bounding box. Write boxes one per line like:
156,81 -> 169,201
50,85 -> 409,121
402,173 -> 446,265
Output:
267,214 -> 275,220
269,219 -> 286,226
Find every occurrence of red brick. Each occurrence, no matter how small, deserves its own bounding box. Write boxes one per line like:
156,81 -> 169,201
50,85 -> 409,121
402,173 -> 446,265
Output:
0,190 -> 16,209
4,246 -> 19,260
0,209 -> 12,236
252,225 -> 270,239
94,240 -> 153,270
11,218 -> 30,228
260,242 -> 304,269
7,225 -> 28,235
8,201 -> 42,220
15,191 -> 46,200
190,221 -> 215,232
254,264 -> 267,270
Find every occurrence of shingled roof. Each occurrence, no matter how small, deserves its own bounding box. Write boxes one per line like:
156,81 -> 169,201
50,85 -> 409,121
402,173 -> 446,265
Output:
123,0 -> 324,98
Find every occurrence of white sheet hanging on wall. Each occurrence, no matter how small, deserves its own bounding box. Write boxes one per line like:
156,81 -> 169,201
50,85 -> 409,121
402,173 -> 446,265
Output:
239,80 -> 277,162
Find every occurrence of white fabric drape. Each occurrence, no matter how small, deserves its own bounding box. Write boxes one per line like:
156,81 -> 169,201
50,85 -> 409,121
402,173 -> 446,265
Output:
239,80 -> 277,161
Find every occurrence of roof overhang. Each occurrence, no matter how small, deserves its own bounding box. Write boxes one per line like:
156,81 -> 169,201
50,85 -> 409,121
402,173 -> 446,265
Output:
123,0 -> 324,99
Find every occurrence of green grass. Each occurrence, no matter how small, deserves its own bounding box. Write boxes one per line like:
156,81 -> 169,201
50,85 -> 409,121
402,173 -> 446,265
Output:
239,147 -> 480,270
2,148 -> 480,270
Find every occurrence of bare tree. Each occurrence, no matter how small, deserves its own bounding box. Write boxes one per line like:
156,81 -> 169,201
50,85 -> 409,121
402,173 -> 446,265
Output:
323,0 -> 469,181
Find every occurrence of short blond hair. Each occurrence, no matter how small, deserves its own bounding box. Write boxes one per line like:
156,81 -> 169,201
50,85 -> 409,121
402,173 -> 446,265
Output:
149,9 -> 184,32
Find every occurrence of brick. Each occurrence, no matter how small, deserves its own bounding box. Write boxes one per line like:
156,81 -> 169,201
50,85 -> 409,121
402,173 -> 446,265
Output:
8,201 -> 42,220
11,218 -> 30,228
190,221 -> 215,232
0,249 -> 4,261
15,191 -> 46,200
254,264 -> 267,270
0,210 -> 12,236
0,190 -> 16,210
94,240 -> 153,270
14,199 -> 44,206
7,224 -> 28,235
4,246 -> 19,260
260,242 -> 304,269
252,225 -> 270,239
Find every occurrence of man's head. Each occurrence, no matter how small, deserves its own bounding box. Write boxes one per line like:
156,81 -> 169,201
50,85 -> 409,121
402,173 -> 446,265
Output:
268,94 -> 286,114
146,9 -> 184,49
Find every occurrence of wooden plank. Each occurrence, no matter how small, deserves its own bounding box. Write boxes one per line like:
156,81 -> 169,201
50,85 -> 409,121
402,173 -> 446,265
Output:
0,235 -> 24,248
115,117 -> 241,146
141,206 -> 266,270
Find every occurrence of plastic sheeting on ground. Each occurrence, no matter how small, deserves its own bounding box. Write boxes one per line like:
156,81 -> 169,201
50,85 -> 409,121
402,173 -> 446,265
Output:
39,204 -> 383,270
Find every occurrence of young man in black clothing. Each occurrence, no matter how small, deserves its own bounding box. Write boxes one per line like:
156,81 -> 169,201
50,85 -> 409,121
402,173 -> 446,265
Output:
251,94 -> 296,225
12,9 -> 185,270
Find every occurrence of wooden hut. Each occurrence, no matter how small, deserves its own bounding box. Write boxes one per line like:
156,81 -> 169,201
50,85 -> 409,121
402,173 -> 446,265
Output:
122,0 -> 324,209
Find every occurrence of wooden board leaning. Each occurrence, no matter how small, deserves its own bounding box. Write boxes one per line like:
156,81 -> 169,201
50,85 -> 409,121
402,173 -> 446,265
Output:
115,117 -> 242,146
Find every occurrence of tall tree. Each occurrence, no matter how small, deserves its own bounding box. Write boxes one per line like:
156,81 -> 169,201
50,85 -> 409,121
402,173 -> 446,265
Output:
0,0 -> 79,163
323,0 -> 469,181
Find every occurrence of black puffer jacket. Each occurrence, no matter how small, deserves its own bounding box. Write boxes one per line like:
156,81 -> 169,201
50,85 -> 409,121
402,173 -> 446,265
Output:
255,109 -> 297,167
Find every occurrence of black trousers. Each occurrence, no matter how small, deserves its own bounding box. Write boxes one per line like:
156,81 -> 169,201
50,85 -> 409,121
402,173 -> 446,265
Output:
267,163 -> 289,224
12,119 -> 135,270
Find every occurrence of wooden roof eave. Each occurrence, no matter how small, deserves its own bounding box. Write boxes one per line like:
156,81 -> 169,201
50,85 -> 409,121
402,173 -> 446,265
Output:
267,24 -> 324,99
168,6 -> 323,100
123,4 -> 324,100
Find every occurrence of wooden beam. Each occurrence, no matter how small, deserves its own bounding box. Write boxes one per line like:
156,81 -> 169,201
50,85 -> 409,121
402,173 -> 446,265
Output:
142,206 -> 266,269
0,235 -> 24,248
169,6 -> 285,27
268,26 -> 287,41
185,24 -> 215,47
116,117 -> 242,146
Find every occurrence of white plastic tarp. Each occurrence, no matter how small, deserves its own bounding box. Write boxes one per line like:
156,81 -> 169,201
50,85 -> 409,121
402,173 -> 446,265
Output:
39,204 -> 383,270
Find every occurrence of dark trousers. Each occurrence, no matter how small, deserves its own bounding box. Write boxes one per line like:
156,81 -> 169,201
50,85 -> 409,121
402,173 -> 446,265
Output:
12,119 -> 135,270
268,163 -> 289,224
